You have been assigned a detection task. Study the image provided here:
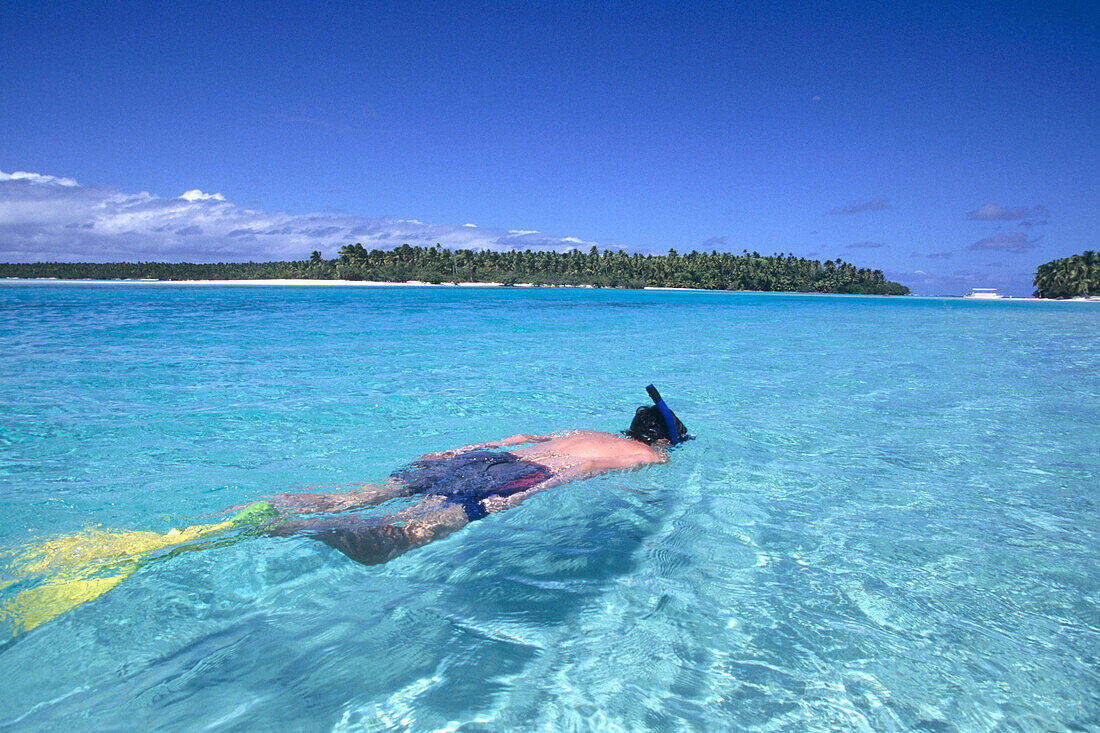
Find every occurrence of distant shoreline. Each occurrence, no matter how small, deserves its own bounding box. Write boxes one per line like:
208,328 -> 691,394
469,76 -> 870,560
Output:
6,277 -> 1099,300
0,277 -> 860,293
0,248 -> 913,295
0,278 -> 792,292
1,278 -> 548,288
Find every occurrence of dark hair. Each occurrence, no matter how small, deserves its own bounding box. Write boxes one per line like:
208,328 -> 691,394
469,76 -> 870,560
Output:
622,405 -> 689,445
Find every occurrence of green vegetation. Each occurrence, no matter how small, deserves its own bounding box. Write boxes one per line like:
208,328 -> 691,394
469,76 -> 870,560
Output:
0,244 -> 910,294
1034,251 -> 1099,299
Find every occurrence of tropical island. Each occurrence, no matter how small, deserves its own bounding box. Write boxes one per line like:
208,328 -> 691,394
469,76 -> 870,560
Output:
0,244 -> 910,294
1034,251 -> 1099,299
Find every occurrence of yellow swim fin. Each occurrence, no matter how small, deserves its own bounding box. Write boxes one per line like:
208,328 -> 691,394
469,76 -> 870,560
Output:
0,501 -> 279,636
0,521 -> 233,636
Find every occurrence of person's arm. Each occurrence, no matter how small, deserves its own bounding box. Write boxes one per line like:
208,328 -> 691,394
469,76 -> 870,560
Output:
419,432 -> 561,461
479,473 -> 571,514
480,448 -> 666,514
259,481 -> 412,515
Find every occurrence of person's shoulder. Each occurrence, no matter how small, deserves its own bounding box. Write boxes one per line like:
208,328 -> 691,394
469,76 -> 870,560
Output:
576,430 -> 619,439
547,429 -> 613,444
573,430 -> 637,447
634,441 -> 667,463
601,432 -> 665,463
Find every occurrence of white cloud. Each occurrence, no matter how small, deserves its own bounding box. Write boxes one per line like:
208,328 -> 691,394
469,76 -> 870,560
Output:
966,203 -> 1048,222
0,171 -> 599,262
825,198 -> 890,215
180,189 -> 227,202
0,170 -> 78,187
969,232 -> 1038,253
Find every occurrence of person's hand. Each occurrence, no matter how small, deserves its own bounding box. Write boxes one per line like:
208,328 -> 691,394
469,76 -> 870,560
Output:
419,448 -> 459,461
481,495 -> 513,513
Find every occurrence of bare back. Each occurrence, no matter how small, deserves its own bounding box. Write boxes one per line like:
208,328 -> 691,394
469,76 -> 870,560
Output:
511,430 -> 665,477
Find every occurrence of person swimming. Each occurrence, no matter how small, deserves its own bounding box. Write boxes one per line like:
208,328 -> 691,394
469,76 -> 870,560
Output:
258,385 -> 691,565
1,387 -> 688,634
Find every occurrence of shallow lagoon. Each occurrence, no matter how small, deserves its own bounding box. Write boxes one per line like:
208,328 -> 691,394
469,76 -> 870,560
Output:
1,283 -> 1098,731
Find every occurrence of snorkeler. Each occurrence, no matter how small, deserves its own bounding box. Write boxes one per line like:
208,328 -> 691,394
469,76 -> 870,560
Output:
251,385 -> 691,566
1,387 -> 688,634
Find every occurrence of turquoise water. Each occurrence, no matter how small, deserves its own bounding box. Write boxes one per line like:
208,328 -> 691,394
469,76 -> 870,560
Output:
1,282 -> 1098,731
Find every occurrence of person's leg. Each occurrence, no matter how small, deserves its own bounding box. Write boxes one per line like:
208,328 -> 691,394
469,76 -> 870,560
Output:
270,496 -> 469,566
261,480 -> 415,515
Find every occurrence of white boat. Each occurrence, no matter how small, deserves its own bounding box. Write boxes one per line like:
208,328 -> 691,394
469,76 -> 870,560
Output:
965,288 -> 1003,299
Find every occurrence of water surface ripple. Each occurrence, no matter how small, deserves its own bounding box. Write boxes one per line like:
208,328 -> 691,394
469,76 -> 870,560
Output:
1,283 -> 1098,731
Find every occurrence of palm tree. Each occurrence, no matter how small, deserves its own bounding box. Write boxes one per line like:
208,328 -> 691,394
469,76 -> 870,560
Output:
1034,252 -> 1098,298
1082,251 -> 1099,296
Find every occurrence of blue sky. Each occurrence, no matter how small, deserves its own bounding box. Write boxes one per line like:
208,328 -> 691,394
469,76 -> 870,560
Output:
1,1 -> 1096,295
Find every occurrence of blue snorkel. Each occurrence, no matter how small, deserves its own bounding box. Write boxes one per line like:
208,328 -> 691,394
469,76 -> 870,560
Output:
646,384 -> 683,445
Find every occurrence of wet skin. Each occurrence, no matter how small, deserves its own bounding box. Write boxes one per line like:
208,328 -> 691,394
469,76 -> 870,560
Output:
260,431 -> 667,565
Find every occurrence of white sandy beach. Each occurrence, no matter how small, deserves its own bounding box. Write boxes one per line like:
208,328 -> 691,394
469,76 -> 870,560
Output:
3,279 -> 1097,300
0,278 -> 612,289
5,278 -> 505,287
